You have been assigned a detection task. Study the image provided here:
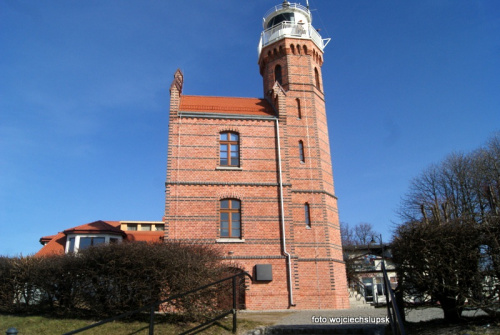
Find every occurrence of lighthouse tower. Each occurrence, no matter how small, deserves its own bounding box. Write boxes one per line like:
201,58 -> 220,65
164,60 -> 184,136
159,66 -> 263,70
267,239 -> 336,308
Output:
256,1 -> 348,309
164,1 -> 348,310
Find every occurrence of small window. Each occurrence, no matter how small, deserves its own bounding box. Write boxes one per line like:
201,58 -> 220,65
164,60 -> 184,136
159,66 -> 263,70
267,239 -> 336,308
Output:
220,199 -> 241,238
314,68 -> 321,90
299,140 -> 305,162
296,98 -> 301,119
220,132 -> 240,166
110,238 -> 119,244
127,224 -> 137,231
155,225 -> 164,231
305,203 -> 311,228
274,65 -> 282,85
141,225 -> 151,231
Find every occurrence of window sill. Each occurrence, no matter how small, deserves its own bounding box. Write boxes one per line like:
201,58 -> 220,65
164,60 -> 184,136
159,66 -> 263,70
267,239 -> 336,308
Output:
216,238 -> 245,243
216,166 -> 242,171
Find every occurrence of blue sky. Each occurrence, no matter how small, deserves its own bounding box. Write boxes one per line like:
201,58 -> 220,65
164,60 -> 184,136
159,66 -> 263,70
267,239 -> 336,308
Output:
1,1 -> 499,256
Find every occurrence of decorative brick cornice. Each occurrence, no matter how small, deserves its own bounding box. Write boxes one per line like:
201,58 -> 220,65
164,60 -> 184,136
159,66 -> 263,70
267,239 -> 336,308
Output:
222,255 -> 286,260
166,181 -> 292,187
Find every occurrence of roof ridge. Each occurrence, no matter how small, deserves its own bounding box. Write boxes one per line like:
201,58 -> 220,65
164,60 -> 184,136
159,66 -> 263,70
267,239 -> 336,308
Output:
182,94 -> 264,100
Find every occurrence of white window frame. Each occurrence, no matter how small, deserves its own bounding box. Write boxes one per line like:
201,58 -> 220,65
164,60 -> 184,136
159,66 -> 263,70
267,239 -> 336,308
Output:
65,234 -> 123,253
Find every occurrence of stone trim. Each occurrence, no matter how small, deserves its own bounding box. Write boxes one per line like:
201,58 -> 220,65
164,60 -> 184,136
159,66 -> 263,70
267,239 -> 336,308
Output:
222,255 -> 286,260
216,238 -> 245,243
297,257 -> 345,264
179,111 -> 276,120
166,181 -> 292,187
291,189 -> 337,199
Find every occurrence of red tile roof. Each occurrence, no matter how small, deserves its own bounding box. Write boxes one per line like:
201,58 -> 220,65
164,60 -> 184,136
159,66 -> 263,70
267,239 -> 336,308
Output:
35,220 -> 164,257
179,95 -> 275,117
40,235 -> 57,245
36,232 -> 66,257
63,220 -> 125,236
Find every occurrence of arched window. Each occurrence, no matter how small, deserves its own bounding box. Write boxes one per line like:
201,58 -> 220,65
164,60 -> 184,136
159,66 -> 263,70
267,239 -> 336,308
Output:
305,203 -> 311,228
274,64 -> 282,85
299,140 -> 305,162
220,132 -> 239,166
296,98 -> 302,119
314,67 -> 321,90
220,199 -> 241,238
290,44 -> 295,54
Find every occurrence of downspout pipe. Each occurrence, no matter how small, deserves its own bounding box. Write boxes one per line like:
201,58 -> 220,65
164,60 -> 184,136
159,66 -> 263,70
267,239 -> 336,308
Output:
275,118 -> 295,307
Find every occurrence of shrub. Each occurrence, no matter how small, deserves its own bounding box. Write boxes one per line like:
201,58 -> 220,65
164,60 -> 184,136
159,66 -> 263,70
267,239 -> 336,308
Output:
1,241 -> 234,319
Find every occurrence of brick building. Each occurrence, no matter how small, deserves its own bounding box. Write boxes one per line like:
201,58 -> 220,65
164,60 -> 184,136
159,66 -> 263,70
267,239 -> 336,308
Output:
164,1 -> 349,310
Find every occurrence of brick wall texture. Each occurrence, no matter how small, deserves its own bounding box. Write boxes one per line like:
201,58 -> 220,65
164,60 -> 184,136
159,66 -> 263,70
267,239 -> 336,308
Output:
164,37 -> 349,310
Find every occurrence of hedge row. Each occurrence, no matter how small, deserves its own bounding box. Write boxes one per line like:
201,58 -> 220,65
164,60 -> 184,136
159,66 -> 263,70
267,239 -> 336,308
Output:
0,242 -> 238,319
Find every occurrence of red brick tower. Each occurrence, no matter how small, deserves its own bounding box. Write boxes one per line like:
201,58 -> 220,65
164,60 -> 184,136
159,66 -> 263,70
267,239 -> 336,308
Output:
164,1 -> 349,310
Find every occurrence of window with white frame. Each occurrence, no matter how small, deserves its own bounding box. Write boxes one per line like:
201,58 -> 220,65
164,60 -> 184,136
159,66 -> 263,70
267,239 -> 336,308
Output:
65,234 -> 123,253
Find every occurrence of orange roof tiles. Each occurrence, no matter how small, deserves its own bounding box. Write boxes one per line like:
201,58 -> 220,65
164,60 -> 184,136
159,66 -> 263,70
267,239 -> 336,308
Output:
63,220 -> 124,236
179,95 -> 275,117
36,232 -> 66,257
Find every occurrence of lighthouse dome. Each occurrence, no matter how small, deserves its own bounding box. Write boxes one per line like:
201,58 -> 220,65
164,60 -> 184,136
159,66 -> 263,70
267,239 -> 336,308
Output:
258,1 -> 329,56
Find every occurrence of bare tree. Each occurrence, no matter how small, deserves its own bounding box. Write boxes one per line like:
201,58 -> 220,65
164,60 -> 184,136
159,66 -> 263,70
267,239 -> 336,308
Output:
394,133 -> 500,322
340,222 -> 355,247
354,222 -> 376,245
341,222 -> 377,247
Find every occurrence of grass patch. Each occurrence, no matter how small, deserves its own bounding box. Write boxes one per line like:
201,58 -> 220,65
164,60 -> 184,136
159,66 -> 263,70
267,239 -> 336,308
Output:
0,313 -> 269,335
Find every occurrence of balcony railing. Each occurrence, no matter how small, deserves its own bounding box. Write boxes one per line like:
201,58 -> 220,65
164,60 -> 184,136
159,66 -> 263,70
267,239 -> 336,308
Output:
258,21 -> 330,56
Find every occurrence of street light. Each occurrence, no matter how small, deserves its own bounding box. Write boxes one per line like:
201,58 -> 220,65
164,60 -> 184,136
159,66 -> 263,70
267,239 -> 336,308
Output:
370,234 -> 385,263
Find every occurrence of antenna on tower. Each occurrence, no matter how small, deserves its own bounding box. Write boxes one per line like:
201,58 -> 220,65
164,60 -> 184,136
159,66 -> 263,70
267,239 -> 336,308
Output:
306,0 -> 310,10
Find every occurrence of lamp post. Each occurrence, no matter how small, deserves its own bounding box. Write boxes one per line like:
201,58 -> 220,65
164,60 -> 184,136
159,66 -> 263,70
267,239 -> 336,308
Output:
369,234 -> 385,305
370,234 -> 385,264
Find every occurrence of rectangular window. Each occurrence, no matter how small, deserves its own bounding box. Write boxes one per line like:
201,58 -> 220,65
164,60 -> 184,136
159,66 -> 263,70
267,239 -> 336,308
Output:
127,224 -> 137,231
220,199 -> 241,238
141,225 -> 151,231
79,237 -> 92,250
220,132 -> 239,166
68,237 -> 75,253
299,141 -> 305,162
155,225 -> 164,231
305,203 -> 311,227
79,237 -> 105,250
